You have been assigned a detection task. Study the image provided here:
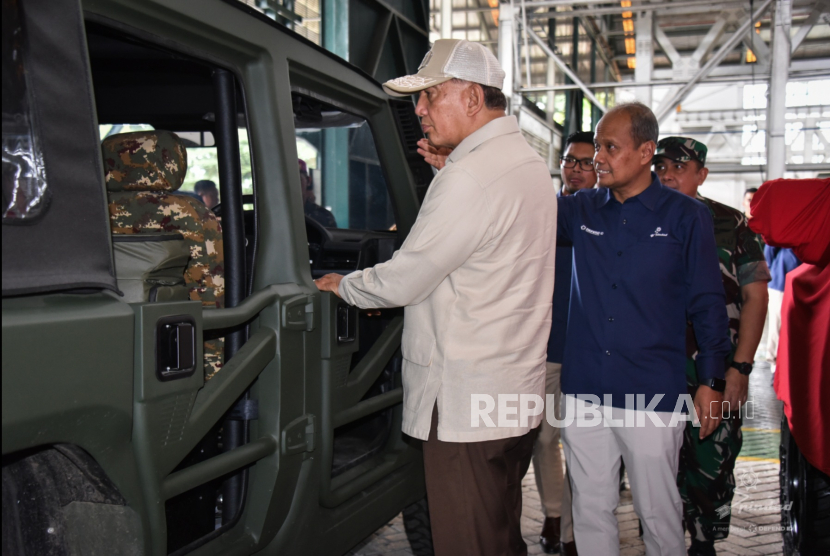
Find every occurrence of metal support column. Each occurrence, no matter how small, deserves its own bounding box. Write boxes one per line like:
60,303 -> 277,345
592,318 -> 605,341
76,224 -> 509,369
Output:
590,38 -> 601,129
441,0 -> 453,39
213,69 -> 247,526
634,10 -> 653,107
323,0 -> 349,60
564,17 -> 582,134
547,58 -> 557,122
498,4 -> 518,113
323,0 -> 350,225
766,0 -> 792,180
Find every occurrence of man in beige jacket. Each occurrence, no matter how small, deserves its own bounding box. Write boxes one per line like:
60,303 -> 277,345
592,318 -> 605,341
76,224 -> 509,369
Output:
315,39 -> 556,556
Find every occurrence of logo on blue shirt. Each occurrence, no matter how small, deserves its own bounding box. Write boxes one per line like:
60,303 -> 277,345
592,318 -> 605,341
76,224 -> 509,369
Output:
650,227 -> 669,238
580,225 -> 604,236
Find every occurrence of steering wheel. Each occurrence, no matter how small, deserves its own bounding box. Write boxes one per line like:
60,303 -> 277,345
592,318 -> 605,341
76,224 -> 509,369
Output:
209,193 -> 254,218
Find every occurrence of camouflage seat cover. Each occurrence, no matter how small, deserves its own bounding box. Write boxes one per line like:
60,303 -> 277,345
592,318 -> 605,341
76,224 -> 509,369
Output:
102,130 -> 225,379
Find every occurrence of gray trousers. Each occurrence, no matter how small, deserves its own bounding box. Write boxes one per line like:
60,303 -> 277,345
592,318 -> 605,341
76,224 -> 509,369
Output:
766,288 -> 784,363
561,395 -> 685,556
531,362 -> 574,542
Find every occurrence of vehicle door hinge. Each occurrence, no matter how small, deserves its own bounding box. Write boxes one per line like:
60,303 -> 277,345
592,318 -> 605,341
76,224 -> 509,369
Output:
281,415 -> 315,455
282,295 -> 315,331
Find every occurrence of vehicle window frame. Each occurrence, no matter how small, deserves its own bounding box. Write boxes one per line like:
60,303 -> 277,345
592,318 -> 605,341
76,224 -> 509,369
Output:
84,19 -> 261,552
289,84 -> 401,234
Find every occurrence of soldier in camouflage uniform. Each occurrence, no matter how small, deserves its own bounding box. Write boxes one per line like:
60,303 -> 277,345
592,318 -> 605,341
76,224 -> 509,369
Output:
654,137 -> 770,556
103,130 -> 226,379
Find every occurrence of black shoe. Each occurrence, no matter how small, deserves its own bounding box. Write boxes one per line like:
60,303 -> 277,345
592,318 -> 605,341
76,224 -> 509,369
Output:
619,461 -> 627,491
539,517 -> 561,554
561,540 -> 578,556
688,539 -> 716,556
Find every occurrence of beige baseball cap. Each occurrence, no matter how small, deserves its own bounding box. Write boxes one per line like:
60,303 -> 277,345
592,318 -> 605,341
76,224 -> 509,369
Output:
382,39 -> 505,97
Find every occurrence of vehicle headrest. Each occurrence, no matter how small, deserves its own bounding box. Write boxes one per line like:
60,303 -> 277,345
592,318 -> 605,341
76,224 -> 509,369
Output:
102,130 -> 187,192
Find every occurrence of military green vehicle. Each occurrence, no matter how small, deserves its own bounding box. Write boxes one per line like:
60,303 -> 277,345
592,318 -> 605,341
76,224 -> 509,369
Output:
2,0 -> 438,554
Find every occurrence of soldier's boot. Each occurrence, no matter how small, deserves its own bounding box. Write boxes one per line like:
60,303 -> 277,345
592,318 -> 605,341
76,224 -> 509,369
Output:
539,516 -> 561,554
688,539 -> 717,556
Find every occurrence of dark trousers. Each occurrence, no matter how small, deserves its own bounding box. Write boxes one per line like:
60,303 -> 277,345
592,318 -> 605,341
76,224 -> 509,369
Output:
422,404 -> 539,556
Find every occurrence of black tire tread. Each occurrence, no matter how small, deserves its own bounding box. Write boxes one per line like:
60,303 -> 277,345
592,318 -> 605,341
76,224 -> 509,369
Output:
403,498 -> 434,556
780,416 -> 830,555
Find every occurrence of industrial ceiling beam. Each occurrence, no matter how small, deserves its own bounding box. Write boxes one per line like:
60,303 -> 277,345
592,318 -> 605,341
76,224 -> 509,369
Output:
527,1 -> 748,20
689,15 -> 727,68
651,57 -> 829,78
525,26 -> 608,113
520,63 -> 829,93
525,0 -> 731,8
654,25 -> 682,67
790,0 -> 829,53
744,31 -> 771,67
706,162 -> 830,173
653,0 -> 774,123
578,15 -> 623,82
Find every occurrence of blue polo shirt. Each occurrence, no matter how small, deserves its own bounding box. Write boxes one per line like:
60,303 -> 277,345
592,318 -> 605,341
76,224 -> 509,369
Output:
547,237 -> 573,364
557,174 -> 730,413
764,246 -> 801,292
547,190 -> 574,364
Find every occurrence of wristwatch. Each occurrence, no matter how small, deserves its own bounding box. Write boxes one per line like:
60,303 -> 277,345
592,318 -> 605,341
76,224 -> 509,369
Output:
731,361 -> 754,375
700,377 -> 727,393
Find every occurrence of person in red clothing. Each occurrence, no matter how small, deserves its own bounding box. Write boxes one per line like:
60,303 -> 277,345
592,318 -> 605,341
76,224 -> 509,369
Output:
748,178 -> 830,477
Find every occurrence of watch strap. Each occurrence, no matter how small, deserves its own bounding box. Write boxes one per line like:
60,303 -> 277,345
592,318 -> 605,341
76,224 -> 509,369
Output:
701,377 -> 726,393
732,361 -> 754,375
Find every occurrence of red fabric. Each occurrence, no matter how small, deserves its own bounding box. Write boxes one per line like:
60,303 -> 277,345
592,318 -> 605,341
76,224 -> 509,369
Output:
773,264 -> 830,475
749,178 -> 830,266
750,178 -> 830,476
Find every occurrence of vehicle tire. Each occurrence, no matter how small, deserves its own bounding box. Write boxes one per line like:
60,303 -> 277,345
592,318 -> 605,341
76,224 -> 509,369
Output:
780,416 -> 830,556
402,497 -> 434,556
1,445 -> 143,556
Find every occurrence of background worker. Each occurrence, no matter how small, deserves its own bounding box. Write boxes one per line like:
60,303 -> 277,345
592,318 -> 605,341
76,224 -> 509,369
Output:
535,131 -> 596,556
764,245 -> 800,372
298,159 -> 337,227
742,187 -> 757,218
194,179 -> 218,208
654,137 -> 770,556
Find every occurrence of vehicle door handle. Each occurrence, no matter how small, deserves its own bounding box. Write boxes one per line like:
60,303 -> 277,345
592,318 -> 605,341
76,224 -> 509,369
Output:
337,302 -> 356,344
156,315 -> 197,380
283,294 -> 315,332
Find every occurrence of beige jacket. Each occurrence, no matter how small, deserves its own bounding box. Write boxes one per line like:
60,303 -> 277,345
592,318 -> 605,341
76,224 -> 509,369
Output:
339,116 -> 557,442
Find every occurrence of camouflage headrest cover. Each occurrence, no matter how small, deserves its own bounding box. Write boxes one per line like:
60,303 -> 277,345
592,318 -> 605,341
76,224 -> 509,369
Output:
102,130 -> 187,192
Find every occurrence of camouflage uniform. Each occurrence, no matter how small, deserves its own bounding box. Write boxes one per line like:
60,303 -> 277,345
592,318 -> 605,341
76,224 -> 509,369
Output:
102,130 -> 225,379
677,195 -> 769,543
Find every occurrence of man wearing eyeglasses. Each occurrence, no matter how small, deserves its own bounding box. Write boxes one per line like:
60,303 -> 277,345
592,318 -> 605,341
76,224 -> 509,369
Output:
559,132 -> 597,197
533,131 -> 596,556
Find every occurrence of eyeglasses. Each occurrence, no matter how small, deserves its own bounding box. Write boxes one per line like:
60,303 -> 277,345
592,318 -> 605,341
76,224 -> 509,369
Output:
560,157 -> 595,171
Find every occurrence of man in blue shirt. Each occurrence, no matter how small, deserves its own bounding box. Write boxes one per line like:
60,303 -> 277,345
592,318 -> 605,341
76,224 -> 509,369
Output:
763,246 -> 800,371
557,102 -> 731,556
535,131 -> 597,556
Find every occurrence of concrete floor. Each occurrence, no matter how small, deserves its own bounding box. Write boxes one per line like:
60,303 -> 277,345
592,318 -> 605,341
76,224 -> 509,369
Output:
349,358 -> 786,556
